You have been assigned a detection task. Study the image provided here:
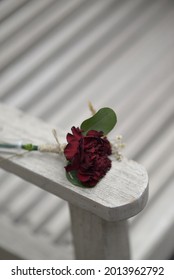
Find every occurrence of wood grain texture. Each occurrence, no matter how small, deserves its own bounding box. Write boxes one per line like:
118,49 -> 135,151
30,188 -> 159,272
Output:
69,203 -> 130,259
0,103 -> 148,221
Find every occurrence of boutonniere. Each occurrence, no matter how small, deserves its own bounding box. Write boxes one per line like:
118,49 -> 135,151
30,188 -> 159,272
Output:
0,104 -> 125,188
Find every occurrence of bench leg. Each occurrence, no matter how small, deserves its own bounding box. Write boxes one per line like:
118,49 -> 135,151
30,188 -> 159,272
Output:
69,204 -> 130,260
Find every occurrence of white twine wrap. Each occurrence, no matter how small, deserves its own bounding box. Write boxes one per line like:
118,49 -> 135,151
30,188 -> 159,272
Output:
38,143 -> 66,154
38,129 -> 66,154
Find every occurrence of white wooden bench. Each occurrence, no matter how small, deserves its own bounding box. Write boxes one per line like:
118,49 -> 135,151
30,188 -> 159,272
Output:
0,0 -> 174,260
0,103 -> 148,259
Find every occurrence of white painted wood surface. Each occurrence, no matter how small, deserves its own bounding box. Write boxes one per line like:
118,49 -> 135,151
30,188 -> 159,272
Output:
69,204 -> 130,259
0,103 -> 149,259
0,103 -> 148,223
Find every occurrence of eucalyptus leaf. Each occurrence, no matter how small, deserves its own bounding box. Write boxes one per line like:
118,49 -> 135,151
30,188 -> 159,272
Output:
66,171 -> 86,188
80,107 -> 117,135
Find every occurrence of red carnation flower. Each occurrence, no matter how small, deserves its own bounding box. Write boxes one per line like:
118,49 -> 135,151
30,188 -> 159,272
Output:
64,126 -> 112,187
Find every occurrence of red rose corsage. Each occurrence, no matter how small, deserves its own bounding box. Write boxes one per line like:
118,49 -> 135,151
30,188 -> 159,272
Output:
63,106 -> 124,187
64,127 -> 112,187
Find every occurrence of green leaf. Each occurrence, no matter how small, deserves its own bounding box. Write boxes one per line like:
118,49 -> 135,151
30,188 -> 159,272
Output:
80,107 -> 117,135
66,170 -> 86,188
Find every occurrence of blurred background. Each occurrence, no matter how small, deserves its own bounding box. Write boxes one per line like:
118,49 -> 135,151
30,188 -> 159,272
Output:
0,0 -> 174,259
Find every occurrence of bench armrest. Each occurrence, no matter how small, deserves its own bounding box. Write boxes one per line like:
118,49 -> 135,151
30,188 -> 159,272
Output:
0,103 -> 148,259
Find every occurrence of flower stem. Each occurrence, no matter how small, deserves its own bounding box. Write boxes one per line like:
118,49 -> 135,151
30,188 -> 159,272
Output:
0,142 -> 38,151
0,143 -> 19,149
21,144 -> 38,151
